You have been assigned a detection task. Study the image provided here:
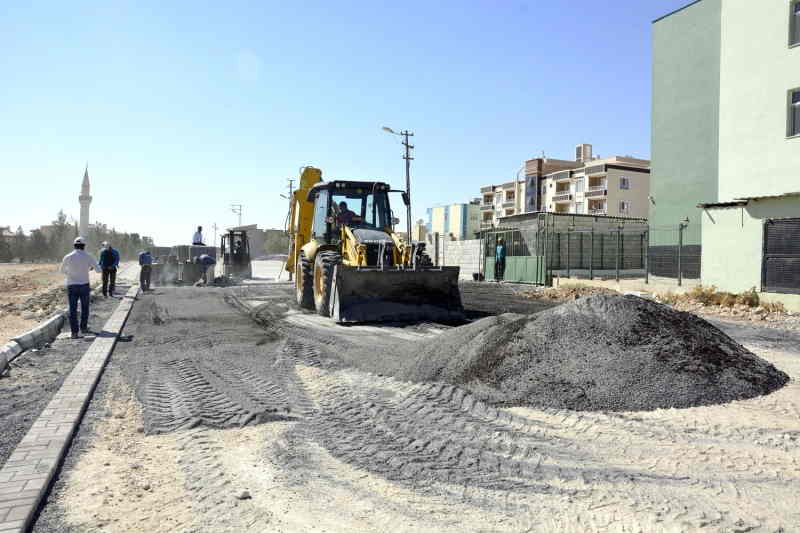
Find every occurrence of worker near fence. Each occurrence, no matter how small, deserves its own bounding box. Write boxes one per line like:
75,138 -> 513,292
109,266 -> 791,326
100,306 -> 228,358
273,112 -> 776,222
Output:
60,237 -> 101,339
194,253 -> 216,285
98,241 -> 120,298
192,226 -> 205,246
138,249 -> 153,292
495,238 -> 507,281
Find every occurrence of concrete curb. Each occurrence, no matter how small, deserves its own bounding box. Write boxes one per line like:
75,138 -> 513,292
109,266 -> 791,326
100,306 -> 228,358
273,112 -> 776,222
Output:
0,342 -> 23,376
10,314 -> 66,352
0,285 -> 139,533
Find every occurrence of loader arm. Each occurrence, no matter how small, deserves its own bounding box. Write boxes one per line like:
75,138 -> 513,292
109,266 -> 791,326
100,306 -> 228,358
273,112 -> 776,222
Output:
286,167 -> 322,274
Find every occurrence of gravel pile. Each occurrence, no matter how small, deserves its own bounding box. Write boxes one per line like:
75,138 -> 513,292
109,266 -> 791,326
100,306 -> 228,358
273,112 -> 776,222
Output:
401,294 -> 789,411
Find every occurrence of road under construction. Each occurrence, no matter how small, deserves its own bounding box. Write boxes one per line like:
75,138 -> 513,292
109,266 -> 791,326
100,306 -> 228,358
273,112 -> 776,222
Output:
23,266 -> 800,532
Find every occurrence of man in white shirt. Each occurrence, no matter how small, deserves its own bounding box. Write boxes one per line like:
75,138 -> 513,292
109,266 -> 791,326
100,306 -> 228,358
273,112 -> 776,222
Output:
192,226 -> 205,246
60,237 -> 101,339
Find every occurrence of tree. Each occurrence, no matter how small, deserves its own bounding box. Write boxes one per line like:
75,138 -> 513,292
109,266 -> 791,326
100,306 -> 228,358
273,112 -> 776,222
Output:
28,230 -> 49,261
12,226 -> 26,262
48,210 -> 72,261
0,239 -> 11,262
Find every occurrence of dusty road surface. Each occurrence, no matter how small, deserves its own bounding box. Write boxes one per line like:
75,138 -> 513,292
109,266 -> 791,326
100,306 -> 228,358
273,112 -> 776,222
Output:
31,277 -> 800,532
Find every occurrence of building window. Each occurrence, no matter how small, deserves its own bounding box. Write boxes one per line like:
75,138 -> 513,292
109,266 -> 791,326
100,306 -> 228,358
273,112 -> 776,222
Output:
791,0 -> 800,46
575,178 -> 584,193
619,176 -> 630,190
541,184 -> 546,194
575,202 -> 584,214
619,200 -> 630,215
790,89 -> 800,137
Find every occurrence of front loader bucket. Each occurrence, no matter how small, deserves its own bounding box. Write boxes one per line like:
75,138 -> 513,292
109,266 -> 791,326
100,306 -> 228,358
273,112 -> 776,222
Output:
329,266 -> 465,323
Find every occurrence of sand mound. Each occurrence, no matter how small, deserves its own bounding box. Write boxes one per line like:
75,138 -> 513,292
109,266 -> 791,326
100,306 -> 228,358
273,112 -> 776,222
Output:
402,295 -> 789,411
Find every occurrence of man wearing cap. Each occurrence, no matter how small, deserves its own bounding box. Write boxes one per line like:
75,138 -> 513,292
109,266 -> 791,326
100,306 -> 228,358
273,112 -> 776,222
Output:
60,237 -> 101,339
98,241 -> 120,298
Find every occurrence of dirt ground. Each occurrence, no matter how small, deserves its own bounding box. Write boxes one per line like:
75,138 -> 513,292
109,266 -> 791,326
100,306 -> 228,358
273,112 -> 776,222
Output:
0,263 -> 107,345
29,281 -> 800,532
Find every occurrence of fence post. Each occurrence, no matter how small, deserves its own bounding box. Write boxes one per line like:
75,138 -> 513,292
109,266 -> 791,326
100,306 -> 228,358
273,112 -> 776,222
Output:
615,226 -> 621,282
566,230 -> 571,279
589,228 -> 594,280
644,230 -> 650,285
600,233 -> 604,271
579,232 -> 584,270
678,223 -> 684,287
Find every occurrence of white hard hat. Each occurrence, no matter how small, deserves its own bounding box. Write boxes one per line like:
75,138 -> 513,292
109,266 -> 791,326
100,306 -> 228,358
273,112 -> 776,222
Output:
74,237 -> 85,245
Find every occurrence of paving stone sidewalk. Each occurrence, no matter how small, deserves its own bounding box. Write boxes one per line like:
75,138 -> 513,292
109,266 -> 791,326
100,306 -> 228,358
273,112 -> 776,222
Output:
0,285 -> 139,533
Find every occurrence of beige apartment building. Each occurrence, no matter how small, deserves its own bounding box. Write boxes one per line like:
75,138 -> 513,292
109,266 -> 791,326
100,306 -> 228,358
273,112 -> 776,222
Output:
480,144 -> 650,227
540,155 -> 650,217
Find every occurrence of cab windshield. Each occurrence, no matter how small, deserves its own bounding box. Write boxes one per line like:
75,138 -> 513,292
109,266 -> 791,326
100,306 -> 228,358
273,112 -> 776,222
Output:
331,187 -> 391,230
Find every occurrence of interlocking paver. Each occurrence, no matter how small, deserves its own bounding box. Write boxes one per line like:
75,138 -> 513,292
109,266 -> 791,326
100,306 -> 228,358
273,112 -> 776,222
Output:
0,285 -> 138,533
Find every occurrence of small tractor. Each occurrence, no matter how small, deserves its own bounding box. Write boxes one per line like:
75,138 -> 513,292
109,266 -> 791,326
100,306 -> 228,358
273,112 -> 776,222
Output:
286,166 -> 463,323
221,229 -> 253,280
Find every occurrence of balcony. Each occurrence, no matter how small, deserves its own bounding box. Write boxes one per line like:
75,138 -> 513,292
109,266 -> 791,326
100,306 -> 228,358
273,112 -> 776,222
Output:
552,193 -> 572,202
480,221 -> 495,230
480,203 -> 494,211
589,208 -> 607,216
502,200 -> 515,208
480,186 -> 494,193
584,189 -> 607,198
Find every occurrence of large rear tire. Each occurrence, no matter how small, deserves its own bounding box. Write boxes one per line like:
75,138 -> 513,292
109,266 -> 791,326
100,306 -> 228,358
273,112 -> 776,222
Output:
313,251 -> 341,317
296,252 -> 314,309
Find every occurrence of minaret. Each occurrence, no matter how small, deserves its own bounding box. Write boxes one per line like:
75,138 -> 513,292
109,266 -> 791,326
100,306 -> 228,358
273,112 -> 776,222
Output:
79,164 -> 92,238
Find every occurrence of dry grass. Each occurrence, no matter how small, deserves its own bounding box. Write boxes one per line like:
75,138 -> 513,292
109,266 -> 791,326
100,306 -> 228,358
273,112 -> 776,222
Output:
658,285 -> 786,314
522,283 -> 618,302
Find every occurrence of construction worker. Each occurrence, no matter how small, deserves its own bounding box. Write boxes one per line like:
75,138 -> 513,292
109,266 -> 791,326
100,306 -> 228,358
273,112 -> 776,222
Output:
139,249 -> 153,291
194,254 -> 216,285
192,226 -> 205,246
60,237 -> 101,339
495,238 -> 507,282
98,241 -> 120,298
337,201 -> 357,226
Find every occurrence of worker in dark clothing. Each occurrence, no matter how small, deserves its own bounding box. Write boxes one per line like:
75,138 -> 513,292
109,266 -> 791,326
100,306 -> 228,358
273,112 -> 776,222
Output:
139,250 -> 153,291
336,201 -> 357,226
98,241 -> 120,298
495,238 -> 507,282
194,254 -> 216,285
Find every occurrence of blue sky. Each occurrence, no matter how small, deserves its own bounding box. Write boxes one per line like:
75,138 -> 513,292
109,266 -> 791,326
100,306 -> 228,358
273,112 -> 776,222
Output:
0,0 -> 690,246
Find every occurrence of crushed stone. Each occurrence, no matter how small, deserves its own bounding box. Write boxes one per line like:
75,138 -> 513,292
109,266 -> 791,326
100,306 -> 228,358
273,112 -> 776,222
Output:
401,294 -> 789,411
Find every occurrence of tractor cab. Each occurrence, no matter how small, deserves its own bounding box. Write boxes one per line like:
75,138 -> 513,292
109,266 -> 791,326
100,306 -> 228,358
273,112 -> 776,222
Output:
307,180 -> 399,244
221,229 -> 253,279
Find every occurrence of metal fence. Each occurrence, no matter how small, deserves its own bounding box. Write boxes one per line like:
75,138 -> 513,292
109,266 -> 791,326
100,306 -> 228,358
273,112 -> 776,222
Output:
479,213 -> 702,287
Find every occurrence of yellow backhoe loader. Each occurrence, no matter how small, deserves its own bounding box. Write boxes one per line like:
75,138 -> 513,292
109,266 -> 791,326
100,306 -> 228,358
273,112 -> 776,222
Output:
286,167 -> 463,323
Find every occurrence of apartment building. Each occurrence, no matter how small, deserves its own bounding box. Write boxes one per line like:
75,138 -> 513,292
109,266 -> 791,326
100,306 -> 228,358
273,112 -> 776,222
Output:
540,155 -> 650,218
480,145 -> 649,228
652,0 -> 800,308
426,201 -> 481,240
479,182 -> 528,229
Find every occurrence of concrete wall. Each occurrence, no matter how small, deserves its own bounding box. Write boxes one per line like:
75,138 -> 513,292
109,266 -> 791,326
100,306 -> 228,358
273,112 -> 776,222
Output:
651,0 -> 722,238
701,196 -> 800,310
438,239 -> 481,280
717,0 -> 800,201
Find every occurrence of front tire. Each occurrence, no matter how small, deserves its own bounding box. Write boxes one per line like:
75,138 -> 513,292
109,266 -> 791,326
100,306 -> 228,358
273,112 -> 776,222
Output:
296,252 -> 314,309
314,251 -> 341,317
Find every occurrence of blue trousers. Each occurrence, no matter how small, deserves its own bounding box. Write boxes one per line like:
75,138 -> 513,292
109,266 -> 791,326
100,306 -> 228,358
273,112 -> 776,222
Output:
67,283 -> 90,334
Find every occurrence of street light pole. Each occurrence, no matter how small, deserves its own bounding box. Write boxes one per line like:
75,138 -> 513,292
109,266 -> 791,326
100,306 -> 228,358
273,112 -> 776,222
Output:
382,127 -> 414,242
231,204 -> 243,227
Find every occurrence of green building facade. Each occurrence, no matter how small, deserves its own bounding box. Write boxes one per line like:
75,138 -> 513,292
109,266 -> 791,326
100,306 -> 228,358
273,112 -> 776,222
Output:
652,0 -> 800,309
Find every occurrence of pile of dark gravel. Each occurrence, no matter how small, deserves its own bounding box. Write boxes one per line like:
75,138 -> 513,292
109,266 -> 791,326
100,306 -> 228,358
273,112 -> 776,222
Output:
401,294 -> 789,411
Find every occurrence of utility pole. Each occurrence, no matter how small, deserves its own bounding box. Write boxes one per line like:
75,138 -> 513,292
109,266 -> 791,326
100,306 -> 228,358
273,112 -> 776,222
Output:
286,179 -> 294,281
212,223 -> 219,248
382,127 -> 414,242
230,204 -> 243,227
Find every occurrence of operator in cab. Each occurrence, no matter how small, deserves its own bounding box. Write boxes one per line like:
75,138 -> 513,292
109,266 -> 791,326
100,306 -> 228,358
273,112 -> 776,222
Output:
336,201 -> 357,226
